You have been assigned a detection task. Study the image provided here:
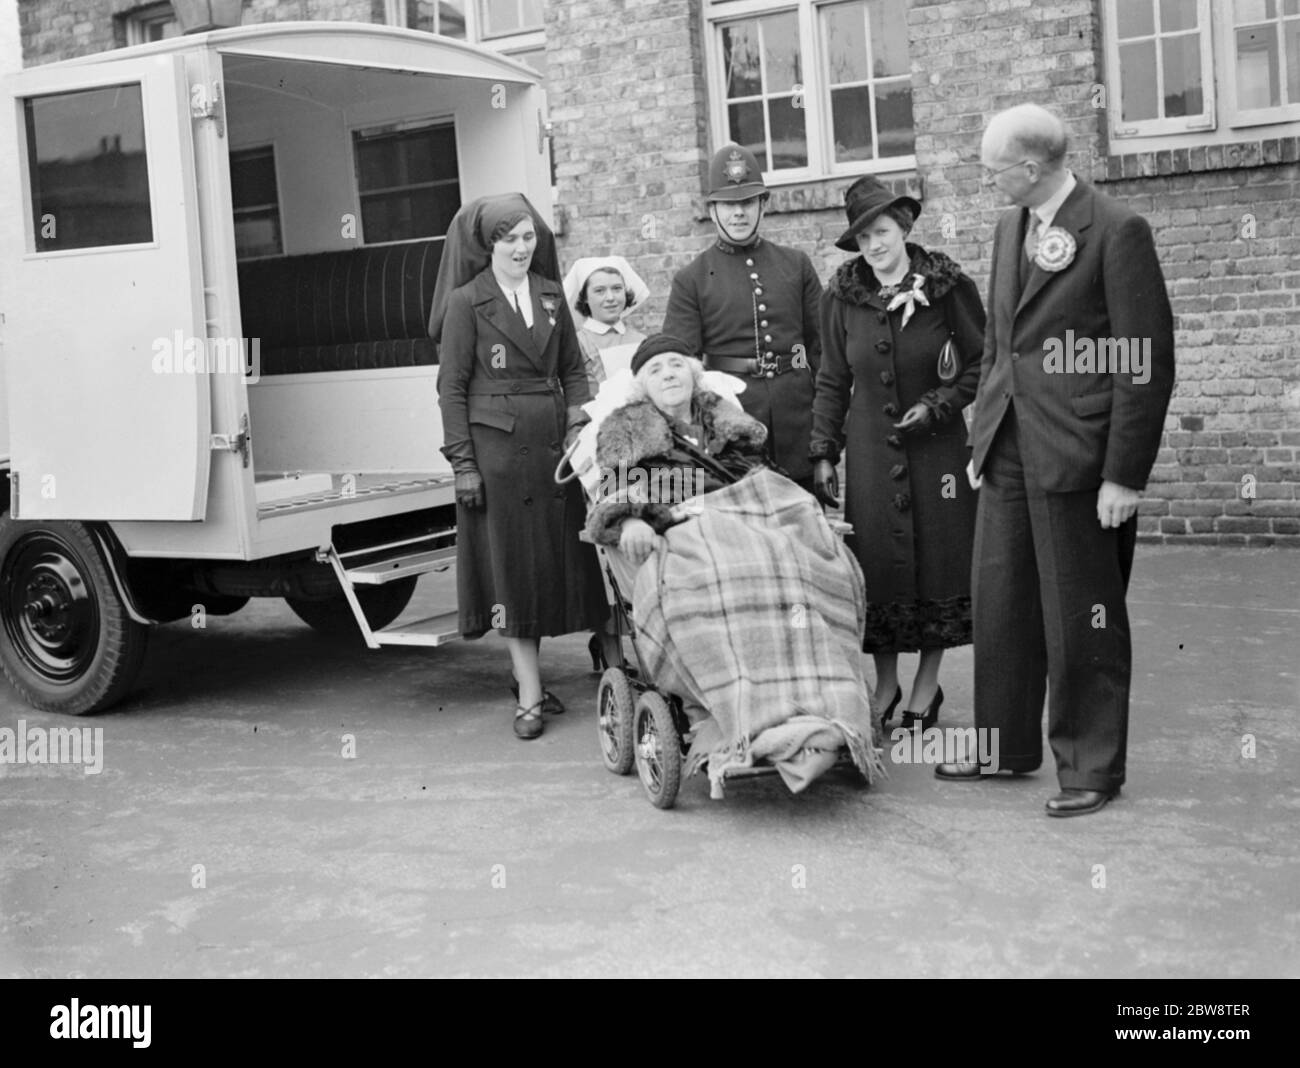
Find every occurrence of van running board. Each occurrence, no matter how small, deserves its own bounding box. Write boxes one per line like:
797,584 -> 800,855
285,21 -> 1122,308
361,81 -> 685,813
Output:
318,531 -> 460,649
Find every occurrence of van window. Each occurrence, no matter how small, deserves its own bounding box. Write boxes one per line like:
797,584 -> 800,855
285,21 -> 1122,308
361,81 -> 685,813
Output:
25,83 -> 153,251
353,121 -> 460,244
230,145 -> 283,259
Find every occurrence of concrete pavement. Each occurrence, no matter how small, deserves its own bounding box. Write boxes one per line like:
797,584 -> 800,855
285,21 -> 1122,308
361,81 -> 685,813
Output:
0,546 -> 1296,978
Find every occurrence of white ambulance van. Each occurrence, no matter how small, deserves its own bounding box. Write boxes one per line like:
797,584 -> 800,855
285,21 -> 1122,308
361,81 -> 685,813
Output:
0,22 -> 553,714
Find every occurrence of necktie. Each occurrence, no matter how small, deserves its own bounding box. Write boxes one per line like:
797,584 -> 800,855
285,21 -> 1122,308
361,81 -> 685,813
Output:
1019,210 -> 1039,289
513,291 -> 527,325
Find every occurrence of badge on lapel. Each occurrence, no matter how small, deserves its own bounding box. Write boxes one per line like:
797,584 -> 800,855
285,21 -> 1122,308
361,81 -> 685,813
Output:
540,295 -> 558,326
1034,227 -> 1077,272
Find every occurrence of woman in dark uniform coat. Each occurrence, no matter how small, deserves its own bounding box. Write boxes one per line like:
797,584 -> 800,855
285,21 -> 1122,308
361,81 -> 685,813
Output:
811,177 -> 985,732
432,194 -> 606,740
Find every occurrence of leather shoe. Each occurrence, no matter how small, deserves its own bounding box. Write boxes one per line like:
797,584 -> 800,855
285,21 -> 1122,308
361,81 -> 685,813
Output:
934,761 -> 982,780
1045,787 -> 1118,817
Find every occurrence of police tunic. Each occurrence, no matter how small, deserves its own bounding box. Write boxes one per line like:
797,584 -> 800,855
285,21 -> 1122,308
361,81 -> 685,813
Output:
662,237 -> 822,485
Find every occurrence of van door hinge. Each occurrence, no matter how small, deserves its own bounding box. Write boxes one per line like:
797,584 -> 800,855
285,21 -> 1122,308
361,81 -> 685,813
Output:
190,80 -> 225,138
210,413 -> 250,467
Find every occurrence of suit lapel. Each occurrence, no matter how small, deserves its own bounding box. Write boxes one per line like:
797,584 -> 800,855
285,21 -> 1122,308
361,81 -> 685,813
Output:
474,272 -> 545,372
530,280 -> 561,360
995,210 -> 1024,326
1015,181 -> 1093,317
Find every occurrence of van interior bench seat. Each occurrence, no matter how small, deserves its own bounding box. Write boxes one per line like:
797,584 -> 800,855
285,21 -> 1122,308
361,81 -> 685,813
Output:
237,239 -> 443,376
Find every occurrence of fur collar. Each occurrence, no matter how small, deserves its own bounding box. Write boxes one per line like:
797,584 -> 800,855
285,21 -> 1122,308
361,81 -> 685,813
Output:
829,243 -> 964,307
596,390 -> 766,469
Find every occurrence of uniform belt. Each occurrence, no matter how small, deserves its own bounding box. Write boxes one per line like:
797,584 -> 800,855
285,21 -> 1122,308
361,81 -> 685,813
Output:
466,376 -> 561,395
703,354 -> 803,378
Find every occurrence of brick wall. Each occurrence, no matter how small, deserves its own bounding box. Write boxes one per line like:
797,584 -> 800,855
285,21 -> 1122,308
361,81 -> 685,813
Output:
16,0 -> 1300,544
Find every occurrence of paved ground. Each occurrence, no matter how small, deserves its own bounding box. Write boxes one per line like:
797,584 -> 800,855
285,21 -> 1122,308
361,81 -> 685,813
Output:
1,546 -> 1296,978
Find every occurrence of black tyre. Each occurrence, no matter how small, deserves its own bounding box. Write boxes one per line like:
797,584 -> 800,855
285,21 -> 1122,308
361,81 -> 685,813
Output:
597,667 -> 635,775
634,691 -> 682,810
0,517 -> 148,715
285,577 -> 417,638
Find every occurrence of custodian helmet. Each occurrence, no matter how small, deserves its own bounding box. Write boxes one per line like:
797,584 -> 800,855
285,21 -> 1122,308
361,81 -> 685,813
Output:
705,143 -> 768,202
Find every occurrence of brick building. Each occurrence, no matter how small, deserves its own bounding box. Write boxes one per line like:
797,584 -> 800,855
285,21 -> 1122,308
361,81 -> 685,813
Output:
13,0 -> 1300,544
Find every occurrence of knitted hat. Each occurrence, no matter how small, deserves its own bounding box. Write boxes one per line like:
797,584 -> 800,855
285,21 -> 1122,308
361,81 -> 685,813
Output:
631,334 -> 696,376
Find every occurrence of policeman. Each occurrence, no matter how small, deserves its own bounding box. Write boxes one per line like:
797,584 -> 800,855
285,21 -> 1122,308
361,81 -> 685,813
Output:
662,143 -> 823,492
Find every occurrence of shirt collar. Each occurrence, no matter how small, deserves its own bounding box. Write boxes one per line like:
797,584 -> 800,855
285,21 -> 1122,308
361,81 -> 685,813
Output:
496,273 -> 531,305
1034,170 -> 1076,231
583,318 -> 625,336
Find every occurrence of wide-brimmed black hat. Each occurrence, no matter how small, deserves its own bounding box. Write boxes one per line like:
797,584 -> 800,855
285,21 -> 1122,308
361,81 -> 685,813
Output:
834,176 -> 922,252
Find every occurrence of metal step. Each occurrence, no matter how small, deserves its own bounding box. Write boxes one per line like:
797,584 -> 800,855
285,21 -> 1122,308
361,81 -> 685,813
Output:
371,611 -> 461,647
344,544 -> 456,585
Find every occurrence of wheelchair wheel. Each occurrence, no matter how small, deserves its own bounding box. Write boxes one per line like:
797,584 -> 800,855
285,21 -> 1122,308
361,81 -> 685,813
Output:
596,667 -> 635,775
634,691 -> 681,809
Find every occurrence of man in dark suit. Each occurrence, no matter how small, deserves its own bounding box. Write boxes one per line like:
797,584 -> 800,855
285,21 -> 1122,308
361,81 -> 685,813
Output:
662,144 -> 823,493
935,105 -> 1175,816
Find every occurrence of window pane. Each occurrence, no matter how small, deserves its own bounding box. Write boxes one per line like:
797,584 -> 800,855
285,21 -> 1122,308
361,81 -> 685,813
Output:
875,81 -> 915,156
479,0 -> 541,37
767,96 -> 808,168
25,83 -> 152,251
230,148 -> 277,209
355,125 -> 457,192
1288,19 -> 1300,101
1119,40 -> 1158,119
722,20 -> 762,97
831,85 -> 873,160
825,3 -> 869,83
1236,24 -> 1281,107
1159,0 -> 1199,32
362,185 -> 462,244
1117,0 -> 1154,38
1234,0 -> 1277,21
727,100 -> 768,171
234,211 -> 281,259
762,11 -> 801,92
1161,33 -> 1204,115
411,1 -> 467,38
869,0 -> 911,77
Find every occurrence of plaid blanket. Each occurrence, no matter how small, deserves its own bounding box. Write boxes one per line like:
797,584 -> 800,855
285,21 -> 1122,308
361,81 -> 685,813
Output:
631,468 -> 883,796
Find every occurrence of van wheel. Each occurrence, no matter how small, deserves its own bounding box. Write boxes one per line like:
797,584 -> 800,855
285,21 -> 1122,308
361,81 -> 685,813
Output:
0,517 -> 148,715
285,577 -> 417,638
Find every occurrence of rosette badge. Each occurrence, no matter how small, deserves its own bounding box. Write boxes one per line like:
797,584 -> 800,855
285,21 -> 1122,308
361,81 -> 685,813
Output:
1034,226 -> 1077,272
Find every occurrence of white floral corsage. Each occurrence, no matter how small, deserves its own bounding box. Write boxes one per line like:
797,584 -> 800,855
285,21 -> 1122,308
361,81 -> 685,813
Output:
1033,227 -> 1077,273
885,273 -> 930,329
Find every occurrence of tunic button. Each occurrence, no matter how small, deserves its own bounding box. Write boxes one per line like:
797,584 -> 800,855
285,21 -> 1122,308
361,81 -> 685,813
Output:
765,351 -> 775,358
764,334 -> 772,343
746,259 -> 754,266
758,304 -> 767,312
765,371 -> 775,378
760,320 -> 769,328
875,339 -> 891,353
754,287 -> 763,296
883,402 -> 899,417
879,371 -> 894,386
750,273 -> 759,280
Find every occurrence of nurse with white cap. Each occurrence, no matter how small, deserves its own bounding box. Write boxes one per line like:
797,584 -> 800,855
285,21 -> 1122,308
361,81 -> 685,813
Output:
562,255 -> 651,388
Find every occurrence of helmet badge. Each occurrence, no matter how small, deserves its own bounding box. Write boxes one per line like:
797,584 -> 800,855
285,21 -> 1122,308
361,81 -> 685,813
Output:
724,150 -> 749,184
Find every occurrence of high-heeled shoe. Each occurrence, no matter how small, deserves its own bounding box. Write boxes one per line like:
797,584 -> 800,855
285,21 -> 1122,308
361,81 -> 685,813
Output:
876,686 -> 902,725
901,687 -> 943,731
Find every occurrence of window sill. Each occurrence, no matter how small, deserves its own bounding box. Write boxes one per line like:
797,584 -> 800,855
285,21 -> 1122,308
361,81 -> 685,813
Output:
689,172 -> 924,221
1092,135 -> 1300,183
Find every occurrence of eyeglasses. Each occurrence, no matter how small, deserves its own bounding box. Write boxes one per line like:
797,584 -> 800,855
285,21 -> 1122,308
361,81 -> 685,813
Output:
982,158 -> 1033,180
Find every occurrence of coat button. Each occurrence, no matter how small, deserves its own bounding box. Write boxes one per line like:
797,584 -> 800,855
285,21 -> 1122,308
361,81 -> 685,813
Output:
745,258 -> 754,267
519,445 -> 529,455
1012,351 -> 1020,360
879,371 -> 894,386
765,371 -> 775,378
883,402 -> 899,417
523,495 -> 533,505
1002,390 -> 1011,399
510,383 -> 521,393
877,313 -> 887,324
886,434 -> 903,449
892,493 -> 911,512
890,463 -> 907,480
875,339 -> 891,353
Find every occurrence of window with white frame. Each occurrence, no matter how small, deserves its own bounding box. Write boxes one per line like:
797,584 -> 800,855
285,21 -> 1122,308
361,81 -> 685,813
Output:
385,0 -> 544,72
1103,0 -> 1300,152
705,0 -> 915,183
229,146 -> 282,260
122,2 -> 181,46
352,121 -> 462,245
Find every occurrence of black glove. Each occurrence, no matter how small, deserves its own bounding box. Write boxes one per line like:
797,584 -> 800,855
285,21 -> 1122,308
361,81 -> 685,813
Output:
455,470 -> 485,510
813,459 -> 839,508
563,422 -> 583,454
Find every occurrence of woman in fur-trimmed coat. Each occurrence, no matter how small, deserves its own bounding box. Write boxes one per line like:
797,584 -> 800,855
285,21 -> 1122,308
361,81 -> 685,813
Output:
810,177 -> 986,732
584,358 -> 769,555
